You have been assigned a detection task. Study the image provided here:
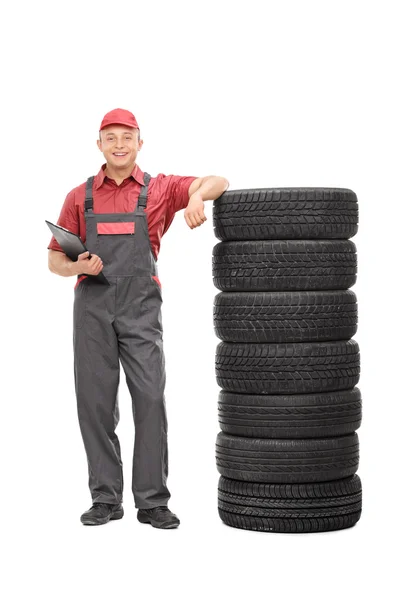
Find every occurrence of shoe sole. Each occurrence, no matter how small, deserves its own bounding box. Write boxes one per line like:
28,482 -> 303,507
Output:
81,509 -> 124,526
137,512 -> 180,529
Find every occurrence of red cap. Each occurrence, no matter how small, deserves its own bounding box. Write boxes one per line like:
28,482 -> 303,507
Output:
99,108 -> 139,131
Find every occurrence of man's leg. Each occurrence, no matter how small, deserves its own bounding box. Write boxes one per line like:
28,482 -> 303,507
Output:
116,279 -> 171,509
73,281 -> 123,504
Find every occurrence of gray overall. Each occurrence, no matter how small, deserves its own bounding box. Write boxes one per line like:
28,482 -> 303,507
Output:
72,172 -> 171,509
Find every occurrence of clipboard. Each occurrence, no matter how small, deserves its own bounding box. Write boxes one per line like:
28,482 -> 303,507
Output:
45,220 -> 110,285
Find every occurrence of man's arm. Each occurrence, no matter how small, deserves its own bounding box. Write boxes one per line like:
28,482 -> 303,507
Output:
47,189 -> 96,277
48,249 -> 80,277
47,189 -> 81,276
185,176 -> 229,229
188,176 -> 229,200
48,249 -> 104,278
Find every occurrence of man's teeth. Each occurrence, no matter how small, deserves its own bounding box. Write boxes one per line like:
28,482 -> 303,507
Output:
114,153 -> 126,156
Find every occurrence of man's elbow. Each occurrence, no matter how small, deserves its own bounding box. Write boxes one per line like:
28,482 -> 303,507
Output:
48,251 -> 55,272
48,249 -> 61,273
217,177 -> 230,196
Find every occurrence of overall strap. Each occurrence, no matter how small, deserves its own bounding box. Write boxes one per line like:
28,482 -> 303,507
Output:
137,172 -> 151,209
84,176 -> 95,213
84,172 -> 151,212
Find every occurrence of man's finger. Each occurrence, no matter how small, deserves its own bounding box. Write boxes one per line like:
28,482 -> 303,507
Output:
195,212 -> 205,225
186,214 -> 197,228
190,213 -> 200,226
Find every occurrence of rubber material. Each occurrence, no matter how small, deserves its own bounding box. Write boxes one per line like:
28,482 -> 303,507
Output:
212,187 -> 358,241
218,474 -> 362,533
212,240 -> 357,292
215,432 -> 359,483
213,290 -> 357,343
218,387 -> 362,438
215,339 -> 360,395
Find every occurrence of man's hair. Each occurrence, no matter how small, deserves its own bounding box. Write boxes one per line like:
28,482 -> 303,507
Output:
99,129 -> 140,142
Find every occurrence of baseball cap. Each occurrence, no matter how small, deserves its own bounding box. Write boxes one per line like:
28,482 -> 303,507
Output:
99,108 -> 139,131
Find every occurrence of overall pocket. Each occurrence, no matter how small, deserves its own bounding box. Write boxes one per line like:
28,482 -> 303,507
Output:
94,219 -> 136,271
73,277 -> 89,329
151,275 -> 162,290
143,274 -> 163,334
74,275 -> 88,290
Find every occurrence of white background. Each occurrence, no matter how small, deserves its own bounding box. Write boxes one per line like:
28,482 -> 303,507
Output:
2,0 -> 399,598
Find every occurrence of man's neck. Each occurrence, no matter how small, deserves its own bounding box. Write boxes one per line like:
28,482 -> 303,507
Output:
105,161 -> 136,186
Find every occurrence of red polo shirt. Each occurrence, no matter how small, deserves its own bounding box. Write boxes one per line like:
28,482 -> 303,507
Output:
47,163 -> 198,260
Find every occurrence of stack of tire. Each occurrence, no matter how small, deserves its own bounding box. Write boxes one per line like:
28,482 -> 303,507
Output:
212,187 -> 362,534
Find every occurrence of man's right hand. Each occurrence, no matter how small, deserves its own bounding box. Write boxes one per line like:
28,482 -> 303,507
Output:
76,251 -> 104,276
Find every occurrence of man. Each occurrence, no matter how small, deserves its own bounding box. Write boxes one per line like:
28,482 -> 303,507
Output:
47,108 -> 229,529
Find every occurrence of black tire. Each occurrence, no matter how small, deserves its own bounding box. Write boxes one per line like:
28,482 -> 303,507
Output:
215,340 -> 360,395
213,188 -> 358,242
213,290 -> 357,343
218,474 -> 362,533
212,240 -> 357,292
218,387 -> 362,438
215,432 -> 359,483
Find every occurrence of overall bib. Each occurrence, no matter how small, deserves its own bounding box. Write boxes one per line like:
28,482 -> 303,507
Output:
73,172 -> 171,509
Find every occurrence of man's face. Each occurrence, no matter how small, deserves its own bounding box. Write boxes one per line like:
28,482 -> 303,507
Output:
97,125 -> 143,169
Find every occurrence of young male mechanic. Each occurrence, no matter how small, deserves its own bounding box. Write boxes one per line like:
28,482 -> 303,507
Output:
48,108 -> 229,529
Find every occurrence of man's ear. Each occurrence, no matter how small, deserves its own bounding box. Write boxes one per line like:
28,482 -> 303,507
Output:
97,139 -> 102,151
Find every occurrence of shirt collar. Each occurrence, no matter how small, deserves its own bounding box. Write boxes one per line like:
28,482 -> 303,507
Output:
94,162 -> 145,189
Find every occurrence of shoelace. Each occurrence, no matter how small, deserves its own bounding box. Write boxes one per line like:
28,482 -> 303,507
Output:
144,505 -> 170,513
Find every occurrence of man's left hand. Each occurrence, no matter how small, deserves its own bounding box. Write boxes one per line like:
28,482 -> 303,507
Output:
184,192 -> 207,229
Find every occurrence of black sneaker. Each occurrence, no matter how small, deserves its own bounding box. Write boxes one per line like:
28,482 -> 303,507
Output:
80,502 -> 124,526
137,506 -> 180,529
